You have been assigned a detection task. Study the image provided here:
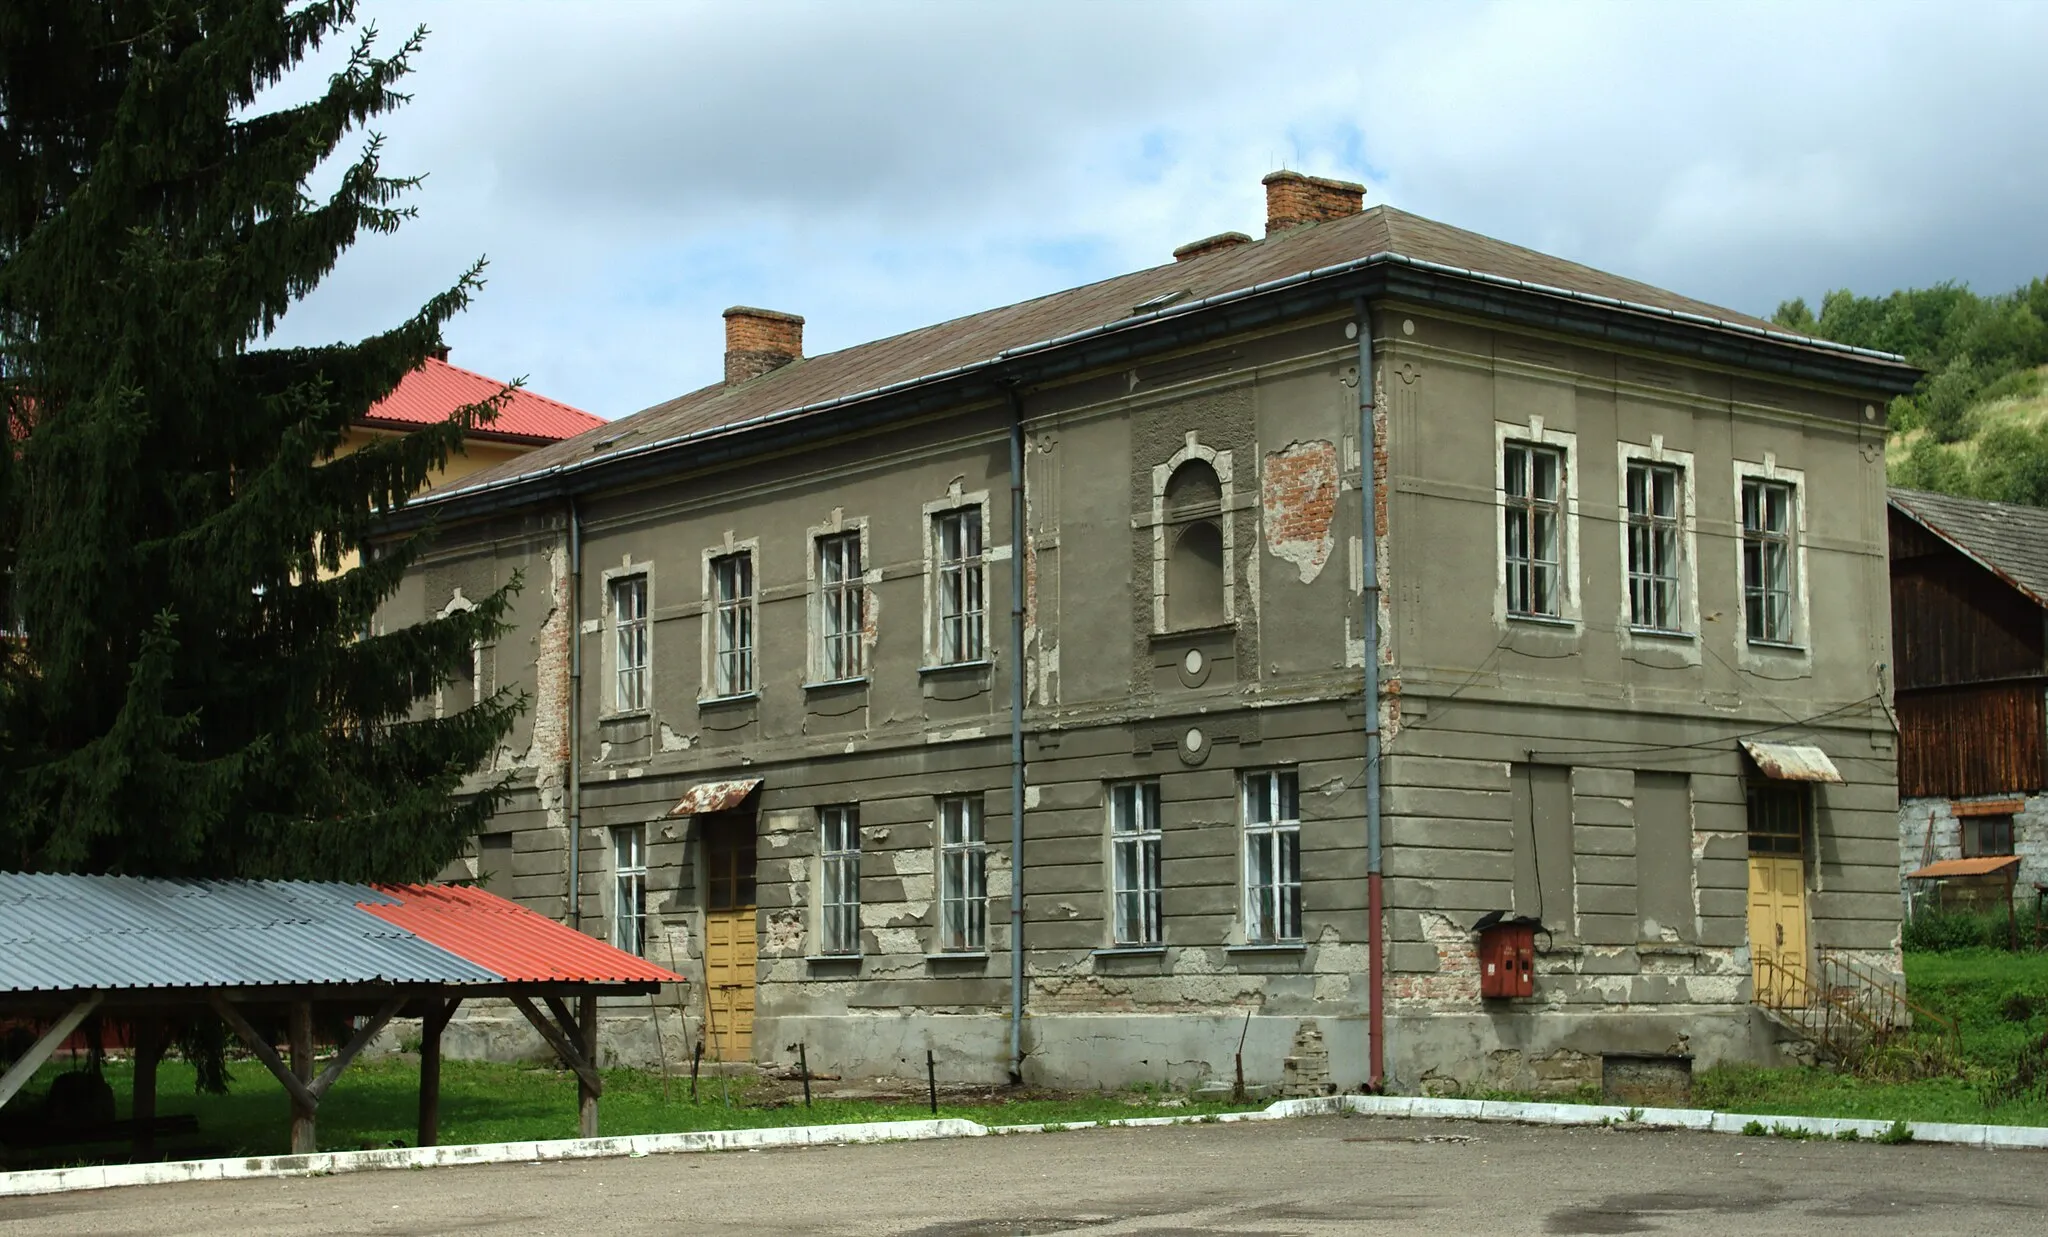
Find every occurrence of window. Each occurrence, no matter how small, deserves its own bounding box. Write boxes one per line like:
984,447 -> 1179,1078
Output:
1741,478 -> 1796,644
611,824 -> 647,955
1163,460 -> 1226,629
1746,784 -> 1806,856
934,508 -> 985,664
1109,782 -> 1163,946
611,575 -> 649,712
1961,814 -> 2015,858
817,532 -> 865,681
819,806 -> 861,955
1626,461 -> 1682,631
1503,442 -> 1564,618
937,796 -> 986,951
1242,771 -> 1302,943
1,565 -> 22,638
711,551 -> 755,696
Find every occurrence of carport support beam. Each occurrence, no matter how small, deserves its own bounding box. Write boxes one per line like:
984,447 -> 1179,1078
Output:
132,1016 -> 165,1160
418,996 -> 462,1148
288,1001 -> 316,1155
578,994 -> 599,1138
0,994 -> 102,1112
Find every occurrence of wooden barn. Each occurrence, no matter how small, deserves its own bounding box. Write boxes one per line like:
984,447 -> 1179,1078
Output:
1889,488 -> 2048,906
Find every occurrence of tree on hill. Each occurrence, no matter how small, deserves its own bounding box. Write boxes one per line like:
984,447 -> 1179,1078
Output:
1777,278 -> 2048,504
0,1 -> 520,881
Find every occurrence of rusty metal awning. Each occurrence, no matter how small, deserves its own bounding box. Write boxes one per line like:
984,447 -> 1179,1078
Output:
1740,739 -> 1843,783
1953,798 -> 2025,817
668,777 -> 763,817
1907,855 -> 2022,881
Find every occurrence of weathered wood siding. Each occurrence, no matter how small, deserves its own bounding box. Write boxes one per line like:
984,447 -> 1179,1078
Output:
1888,509 -> 2043,690
1896,681 -> 2048,798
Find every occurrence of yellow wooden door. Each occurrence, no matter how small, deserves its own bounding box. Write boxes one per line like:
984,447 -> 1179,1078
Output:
1748,855 -> 1808,1007
703,821 -> 758,1062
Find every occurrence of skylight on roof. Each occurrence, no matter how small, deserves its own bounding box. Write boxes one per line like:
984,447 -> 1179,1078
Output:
1132,289 -> 1191,314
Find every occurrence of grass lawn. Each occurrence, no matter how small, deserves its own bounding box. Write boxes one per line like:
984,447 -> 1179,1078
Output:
5,1055 -> 1258,1167
1690,949 -> 2048,1128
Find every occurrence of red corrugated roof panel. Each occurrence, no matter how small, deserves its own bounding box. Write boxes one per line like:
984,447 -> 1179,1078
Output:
361,883 -> 680,985
1906,856 -> 2022,880
361,357 -> 605,444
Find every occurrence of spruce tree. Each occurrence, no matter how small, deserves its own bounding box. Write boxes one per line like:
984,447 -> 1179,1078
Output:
0,1 -> 521,881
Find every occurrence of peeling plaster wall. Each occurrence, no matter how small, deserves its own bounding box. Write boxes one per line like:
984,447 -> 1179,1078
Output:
387,306 -> 1899,1092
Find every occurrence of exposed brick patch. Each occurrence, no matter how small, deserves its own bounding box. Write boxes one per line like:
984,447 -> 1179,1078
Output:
1262,439 -> 1339,584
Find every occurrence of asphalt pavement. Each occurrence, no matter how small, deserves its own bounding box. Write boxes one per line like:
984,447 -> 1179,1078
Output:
2,1114 -> 2044,1235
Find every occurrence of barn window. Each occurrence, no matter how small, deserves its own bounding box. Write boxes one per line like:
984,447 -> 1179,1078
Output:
1163,459 -> 1226,629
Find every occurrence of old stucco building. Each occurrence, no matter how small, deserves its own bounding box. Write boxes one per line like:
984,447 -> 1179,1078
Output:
384,172 -> 1917,1094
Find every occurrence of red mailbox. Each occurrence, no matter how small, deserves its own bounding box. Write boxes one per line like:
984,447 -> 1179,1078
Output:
1477,918 -> 1537,999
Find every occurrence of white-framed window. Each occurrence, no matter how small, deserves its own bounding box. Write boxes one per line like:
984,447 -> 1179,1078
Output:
937,796 -> 987,952
611,574 -> 649,712
1626,460 -> 1683,631
816,531 -> 865,681
1109,781 -> 1163,947
611,824 -> 647,956
1502,441 -> 1564,618
1742,477 -> 1797,645
818,805 -> 861,956
1242,770 -> 1301,944
711,550 -> 755,696
933,507 -> 985,664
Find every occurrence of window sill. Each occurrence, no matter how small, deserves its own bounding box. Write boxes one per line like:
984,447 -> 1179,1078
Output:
1506,613 -> 1577,629
925,950 -> 990,962
1745,639 -> 1808,654
802,676 -> 870,692
698,691 -> 761,706
1150,622 -> 1236,641
804,953 -> 862,965
1226,942 -> 1307,955
1093,946 -> 1167,958
1627,626 -> 1695,641
920,659 -> 993,675
598,708 -> 651,724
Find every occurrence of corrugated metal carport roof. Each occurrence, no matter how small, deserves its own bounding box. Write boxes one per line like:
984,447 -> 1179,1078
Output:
0,873 -> 676,994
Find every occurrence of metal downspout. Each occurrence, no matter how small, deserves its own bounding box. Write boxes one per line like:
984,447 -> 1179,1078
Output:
567,497 -> 584,931
1355,300 -> 1386,1091
1006,386 -> 1029,1085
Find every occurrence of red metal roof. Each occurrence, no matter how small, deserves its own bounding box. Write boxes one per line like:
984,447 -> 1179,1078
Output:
360,357 -> 604,445
360,883 -> 679,985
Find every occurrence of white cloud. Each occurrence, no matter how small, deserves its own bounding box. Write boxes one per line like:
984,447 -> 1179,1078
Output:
267,0 -> 2048,419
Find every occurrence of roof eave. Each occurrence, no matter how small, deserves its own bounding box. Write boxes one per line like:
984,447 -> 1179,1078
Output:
1888,492 -> 2048,612
384,255 -> 1920,532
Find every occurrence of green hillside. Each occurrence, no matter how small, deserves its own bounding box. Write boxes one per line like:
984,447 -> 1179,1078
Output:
1774,280 -> 2048,505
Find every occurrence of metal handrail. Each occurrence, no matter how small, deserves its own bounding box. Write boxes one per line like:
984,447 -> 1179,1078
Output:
1752,952 -> 1959,1064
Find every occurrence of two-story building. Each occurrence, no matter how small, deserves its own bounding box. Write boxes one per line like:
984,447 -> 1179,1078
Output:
383,172 -> 1917,1094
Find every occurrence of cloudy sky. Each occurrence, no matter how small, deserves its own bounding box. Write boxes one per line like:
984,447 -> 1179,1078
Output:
272,0 -> 2048,421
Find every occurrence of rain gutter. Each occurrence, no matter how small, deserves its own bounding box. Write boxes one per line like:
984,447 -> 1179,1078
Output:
1005,385 -> 1028,1085
1354,298 -> 1385,1092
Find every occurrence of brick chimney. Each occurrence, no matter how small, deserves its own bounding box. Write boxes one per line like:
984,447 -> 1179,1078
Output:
1262,170 -> 1366,236
723,306 -> 804,384
1173,231 -> 1253,262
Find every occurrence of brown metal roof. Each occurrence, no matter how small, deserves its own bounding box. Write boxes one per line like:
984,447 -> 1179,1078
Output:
669,777 -> 763,817
1907,855 -> 2022,880
425,205 -> 1911,503
1889,488 -> 2048,612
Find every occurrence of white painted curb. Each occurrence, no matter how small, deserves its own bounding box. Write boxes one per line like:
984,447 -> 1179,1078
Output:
2,1093 -> 2041,1198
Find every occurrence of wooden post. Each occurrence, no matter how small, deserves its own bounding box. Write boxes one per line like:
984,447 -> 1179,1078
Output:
417,998 -> 460,1149
288,1001 -> 316,1155
131,1017 -> 164,1161
577,994 -> 599,1138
